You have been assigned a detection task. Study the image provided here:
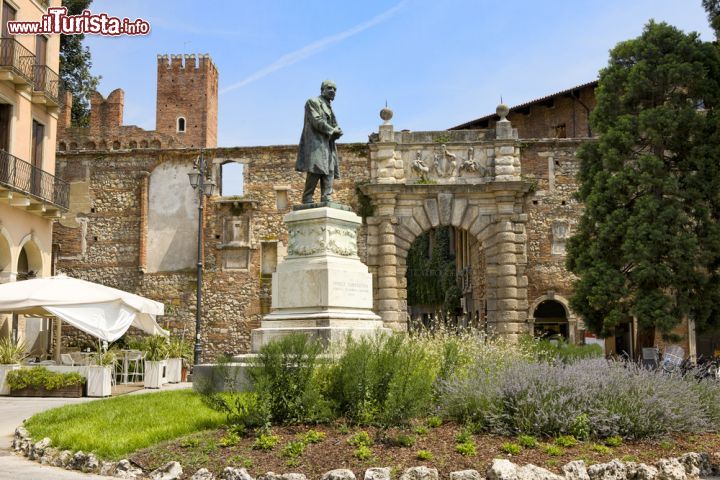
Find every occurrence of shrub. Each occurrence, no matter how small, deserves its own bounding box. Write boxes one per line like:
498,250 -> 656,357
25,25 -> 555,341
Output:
517,435 -> 537,448
252,433 -> 279,451
455,428 -> 472,444
143,335 -> 168,362
416,450 -> 433,461
166,337 -> 192,363
355,445 -> 373,460
327,334 -> 436,425
501,442 -> 521,455
347,430 -> 373,447
604,435 -> 623,447
0,337 -> 26,364
250,334 -> 329,424
526,337 -> 604,363
544,444 -> 564,456
6,367 -> 85,391
439,357 -> 720,439
426,416 -> 443,428
390,434 -> 416,447
301,430 -> 325,444
201,391 -> 270,433
456,442 -> 476,456
281,440 -> 305,459
414,425 -> 429,436
555,435 -> 577,447
591,444 -> 611,454
218,431 -> 241,447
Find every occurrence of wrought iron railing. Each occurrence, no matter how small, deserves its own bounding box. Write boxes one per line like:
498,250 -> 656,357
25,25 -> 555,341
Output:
0,149 -> 69,210
32,64 -> 60,104
0,38 -> 35,84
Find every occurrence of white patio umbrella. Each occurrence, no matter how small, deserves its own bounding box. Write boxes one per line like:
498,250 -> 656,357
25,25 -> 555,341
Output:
0,274 -> 168,342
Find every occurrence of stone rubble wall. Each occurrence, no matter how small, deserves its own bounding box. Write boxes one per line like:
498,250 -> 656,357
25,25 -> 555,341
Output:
54,145 -> 370,359
13,426 -> 720,480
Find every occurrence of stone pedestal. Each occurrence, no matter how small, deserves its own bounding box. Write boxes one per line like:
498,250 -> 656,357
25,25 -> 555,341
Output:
250,205 -> 387,351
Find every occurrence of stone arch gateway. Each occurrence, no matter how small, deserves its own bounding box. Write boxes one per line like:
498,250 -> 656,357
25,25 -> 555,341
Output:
359,108 -> 534,340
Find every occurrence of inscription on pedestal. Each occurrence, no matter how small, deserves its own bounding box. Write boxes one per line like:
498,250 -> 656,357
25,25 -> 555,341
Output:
331,280 -> 371,299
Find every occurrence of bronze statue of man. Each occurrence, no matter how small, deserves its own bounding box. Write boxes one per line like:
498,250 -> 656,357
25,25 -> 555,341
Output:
296,80 -> 343,204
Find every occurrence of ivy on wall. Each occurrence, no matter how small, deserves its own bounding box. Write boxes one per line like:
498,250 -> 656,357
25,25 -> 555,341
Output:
406,227 -> 461,315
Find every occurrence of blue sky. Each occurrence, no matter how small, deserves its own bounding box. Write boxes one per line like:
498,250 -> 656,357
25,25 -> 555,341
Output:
85,1 -> 714,147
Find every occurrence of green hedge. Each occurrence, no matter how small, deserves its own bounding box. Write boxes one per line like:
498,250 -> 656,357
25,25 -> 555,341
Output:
7,367 -> 85,391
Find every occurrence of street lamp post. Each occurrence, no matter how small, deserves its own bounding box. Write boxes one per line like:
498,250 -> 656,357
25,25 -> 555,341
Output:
187,150 -> 216,366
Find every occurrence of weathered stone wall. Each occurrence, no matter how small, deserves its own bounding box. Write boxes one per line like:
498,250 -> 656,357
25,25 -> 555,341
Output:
54,145 -> 370,360
521,140 -> 584,309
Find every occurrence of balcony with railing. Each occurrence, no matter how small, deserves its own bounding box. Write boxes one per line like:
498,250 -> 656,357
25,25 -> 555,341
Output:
32,64 -> 61,107
0,38 -> 35,87
0,149 -> 69,215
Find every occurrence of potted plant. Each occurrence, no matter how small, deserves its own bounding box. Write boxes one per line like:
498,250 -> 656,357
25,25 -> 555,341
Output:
0,338 -> 26,395
7,367 -> 85,397
143,336 -> 168,389
86,346 -> 115,397
166,337 -> 191,384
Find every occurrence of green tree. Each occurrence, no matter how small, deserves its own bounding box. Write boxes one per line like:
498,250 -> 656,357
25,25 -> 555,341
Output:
566,21 -> 720,338
703,0 -> 720,39
60,0 -> 100,126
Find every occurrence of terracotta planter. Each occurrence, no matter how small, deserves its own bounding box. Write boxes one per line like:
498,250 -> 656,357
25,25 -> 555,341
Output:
0,364 -> 21,396
166,358 -> 182,383
11,384 -> 83,398
86,365 -> 112,397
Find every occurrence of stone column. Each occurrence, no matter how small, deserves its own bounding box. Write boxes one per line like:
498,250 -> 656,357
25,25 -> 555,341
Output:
484,215 -> 530,341
138,172 -> 150,273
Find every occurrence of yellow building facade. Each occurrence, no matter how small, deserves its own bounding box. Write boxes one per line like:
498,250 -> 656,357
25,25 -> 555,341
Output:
0,0 -> 65,354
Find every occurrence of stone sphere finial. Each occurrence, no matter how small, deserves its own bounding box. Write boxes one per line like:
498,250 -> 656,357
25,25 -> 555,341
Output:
380,104 -> 393,124
496,103 -> 510,121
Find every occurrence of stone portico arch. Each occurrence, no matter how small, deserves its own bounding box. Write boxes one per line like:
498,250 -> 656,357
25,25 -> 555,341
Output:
360,107 -> 534,340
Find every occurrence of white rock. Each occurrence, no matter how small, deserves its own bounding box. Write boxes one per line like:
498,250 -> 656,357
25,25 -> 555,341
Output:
222,467 -> 255,480
562,461 -> 590,480
100,461 -> 118,476
322,470 -> 356,480
679,452 -> 711,478
449,470 -> 482,480
150,461 -> 183,480
487,459 -> 519,480
281,474 -> 307,480
30,437 -> 52,459
257,473 -> 283,480
115,459 -> 144,479
365,467 -> 392,480
84,453 -> 100,472
54,450 -> 73,468
517,464 -> 562,480
399,467 -> 439,480
655,458 -> 687,480
39,447 -> 58,465
192,468 -> 216,480
70,451 -> 88,470
587,460 -> 626,480
635,464 -> 659,480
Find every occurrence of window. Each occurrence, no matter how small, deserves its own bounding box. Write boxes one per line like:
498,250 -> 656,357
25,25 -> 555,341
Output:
2,3 -> 16,38
177,117 -> 186,133
31,120 -> 44,195
221,162 -> 244,196
0,103 -> 10,152
33,36 -> 48,90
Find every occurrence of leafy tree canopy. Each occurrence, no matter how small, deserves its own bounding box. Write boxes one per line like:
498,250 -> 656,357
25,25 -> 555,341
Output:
703,0 -> 720,39
60,0 -> 100,126
566,21 -> 720,337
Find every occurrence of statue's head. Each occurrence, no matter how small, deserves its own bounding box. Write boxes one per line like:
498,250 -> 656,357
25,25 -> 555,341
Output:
320,80 -> 337,101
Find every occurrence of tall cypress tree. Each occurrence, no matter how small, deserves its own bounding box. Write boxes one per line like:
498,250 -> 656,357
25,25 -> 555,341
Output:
566,21 -> 720,338
60,0 -> 100,126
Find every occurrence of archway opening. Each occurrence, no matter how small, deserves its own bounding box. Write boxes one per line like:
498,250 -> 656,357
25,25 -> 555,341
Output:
406,226 -> 483,331
17,240 -> 42,280
533,299 -> 569,339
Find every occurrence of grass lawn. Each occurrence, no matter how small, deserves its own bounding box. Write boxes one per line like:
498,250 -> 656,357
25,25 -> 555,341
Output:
24,390 -> 225,460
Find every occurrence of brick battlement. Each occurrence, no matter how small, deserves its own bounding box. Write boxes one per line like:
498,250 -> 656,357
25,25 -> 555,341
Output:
156,53 -> 217,74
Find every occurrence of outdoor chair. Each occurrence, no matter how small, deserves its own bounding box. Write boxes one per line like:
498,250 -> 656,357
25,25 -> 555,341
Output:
126,350 -> 145,383
60,353 -> 75,366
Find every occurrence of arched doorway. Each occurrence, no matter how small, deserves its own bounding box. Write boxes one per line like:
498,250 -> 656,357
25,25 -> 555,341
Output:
532,299 -> 569,339
16,239 -> 42,280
